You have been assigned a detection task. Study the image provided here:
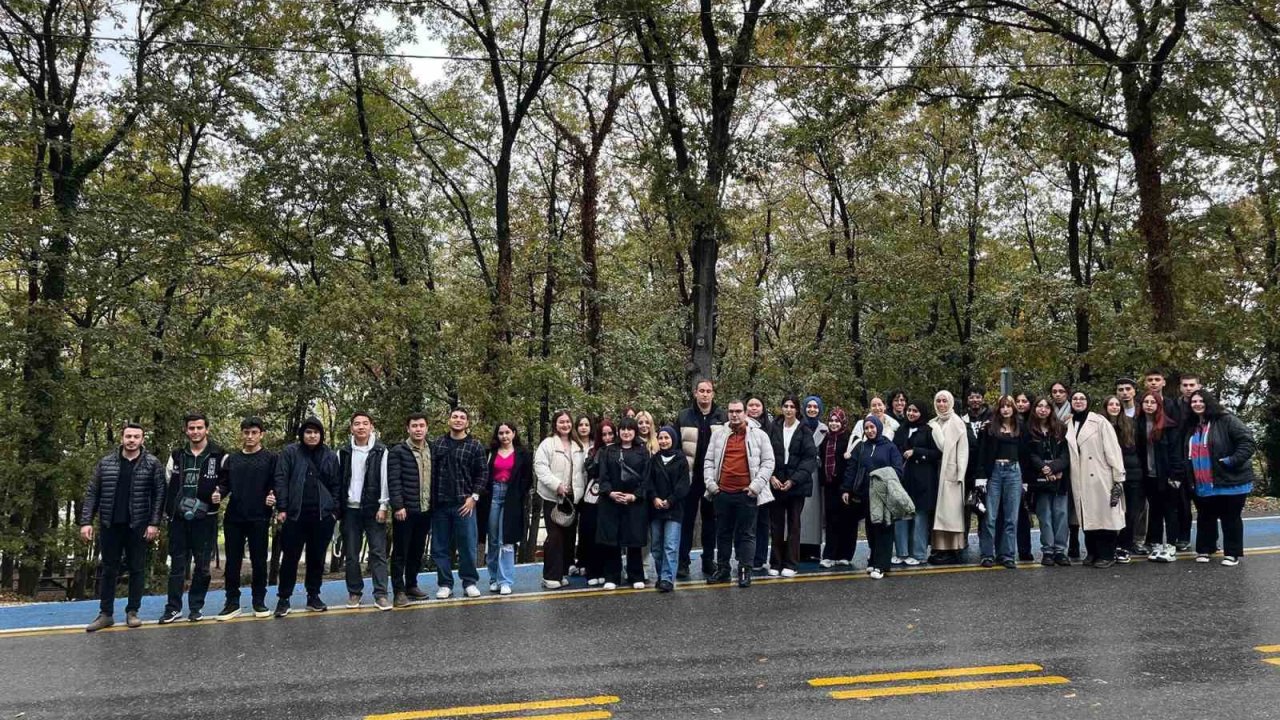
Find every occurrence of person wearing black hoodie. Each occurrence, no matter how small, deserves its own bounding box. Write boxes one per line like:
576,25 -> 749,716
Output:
273,416 -> 342,617
645,426 -> 690,592
160,413 -> 226,624
767,395 -> 818,577
1104,396 -> 1144,564
215,417 -> 277,621
894,401 -> 940,566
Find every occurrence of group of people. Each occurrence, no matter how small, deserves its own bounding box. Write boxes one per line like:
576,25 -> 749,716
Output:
78,371 -> 1258,632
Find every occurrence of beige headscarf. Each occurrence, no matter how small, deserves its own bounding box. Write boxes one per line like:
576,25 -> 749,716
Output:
929,390 -> 966,452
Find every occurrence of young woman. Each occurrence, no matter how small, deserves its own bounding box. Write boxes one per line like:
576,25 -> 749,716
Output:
635,411 -> 660,454
1104,395 -> 1144,564
1066,391 -> 1126,568
744,394 -> 774,572
579,419 -> 614,586
845,395 -> 899,458
841,415 -> 906,579
596,417 -> 650,589
1136,392 -> 1181,562
533,411 -> 586,589
1183,390 -> 1255,566
645,426 -> 690,591
928,391 -> 970,565
888,390 -> 909,428
819,408 -> 854,568
1011,391 -> 1036,561
768,395 -> 818,577
895,400 -> 939,566
486,422 -> 532,595
569,414 -> 595,576
972,395 -> 1024,569
1027,399 -> 1070,566
800,395 -> 827,561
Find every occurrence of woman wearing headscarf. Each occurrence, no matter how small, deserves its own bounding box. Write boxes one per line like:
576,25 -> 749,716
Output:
1183,389 -> 1255,566
1066,391 -> 1127,568
928,391 -> 969,565
645,426 -> 690,591
844,395 -> 900,458
818,408 -> 854,568
841,415 -> 905,579
894,400 -> 938,566
800,395 -> 828,561
767,395 -> 818,577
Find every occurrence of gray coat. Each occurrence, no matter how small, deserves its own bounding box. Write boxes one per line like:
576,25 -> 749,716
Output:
869,467 -> 915,526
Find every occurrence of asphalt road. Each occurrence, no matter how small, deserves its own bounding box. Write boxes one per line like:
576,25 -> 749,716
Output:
5,549 -> 1280,720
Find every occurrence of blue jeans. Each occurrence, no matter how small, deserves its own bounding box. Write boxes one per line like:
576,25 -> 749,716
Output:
979,462 -> 1023,560
893,510 -> 930,562
486,483 -> 516,588
649,518 -> 681,583
1035,492 -> 1068,556
431,503 -> 479,588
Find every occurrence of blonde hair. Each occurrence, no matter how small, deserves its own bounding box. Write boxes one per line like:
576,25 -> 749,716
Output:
634,410 -> 660,453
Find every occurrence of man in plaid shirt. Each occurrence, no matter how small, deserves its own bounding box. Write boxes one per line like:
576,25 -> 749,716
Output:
429,407 -> 490,598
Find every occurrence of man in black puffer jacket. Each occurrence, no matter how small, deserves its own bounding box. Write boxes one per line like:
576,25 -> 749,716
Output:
387,412 -> 432,605
80,422 -> 165,632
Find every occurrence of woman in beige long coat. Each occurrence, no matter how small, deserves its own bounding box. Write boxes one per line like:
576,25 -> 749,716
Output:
928,390 -> 969,564
1064,391 -> 1126,568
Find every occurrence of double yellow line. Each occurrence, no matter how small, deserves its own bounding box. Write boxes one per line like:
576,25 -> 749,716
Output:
810,663 -> 1069,700
1256,645 -> 1280,666
365,694 -> 620,720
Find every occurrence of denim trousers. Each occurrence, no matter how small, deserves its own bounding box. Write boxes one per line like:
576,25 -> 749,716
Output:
486,483 -> 516,587
1034,492 -> 1068,555
979,462 -> 1022,560
649,518 -> 682,583
431,504 -> 479,588
893,509 -> 930,562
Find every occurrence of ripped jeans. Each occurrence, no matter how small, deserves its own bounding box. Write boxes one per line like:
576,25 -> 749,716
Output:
486,482 -> 516,588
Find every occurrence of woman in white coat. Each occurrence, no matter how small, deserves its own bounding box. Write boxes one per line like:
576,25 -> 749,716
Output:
534,410 -> 587,588
1065,391 -> 1127,568
928,391 -> 969,564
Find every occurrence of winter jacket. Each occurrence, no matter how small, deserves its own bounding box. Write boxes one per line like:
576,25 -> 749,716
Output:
703,423 -> 777,505
1135,414 -> 1181,482
1118,437 -> 1143,485
533,436 -> 587,504
675,405 -> 726,482
387,440 -> 430,514
338,436 -> 389,516
768,421 -> 818,499
596,444 -> 651,547
1026,428 -> 1070,495
164,443 -> 228,520
817,431 -> 850,489
842,437 -> 905,501
1181,413 -> 1257,490
644,451 -> 691,521
274,441 -> 342,522
81,449 -> 166,529
895,424 -> 941,514
480,447 -> 532,545
869,467 -> 915,526
428,434 -> 489,506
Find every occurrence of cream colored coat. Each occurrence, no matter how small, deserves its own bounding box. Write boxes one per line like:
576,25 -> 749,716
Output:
1066,413 -> 1126,531
929,414 -> 969,533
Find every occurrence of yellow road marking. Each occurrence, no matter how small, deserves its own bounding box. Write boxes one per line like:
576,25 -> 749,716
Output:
810,663 -> 1043,686
1255,645 -> 1280,653
1264,658 -> 1280,666
489,713 -> 610,720
364,695 -> 619,720
829,675 -> 1070,700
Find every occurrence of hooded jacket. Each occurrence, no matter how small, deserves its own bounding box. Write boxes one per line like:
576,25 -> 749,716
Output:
274,417 -> 342,521
703,421 -> 777,504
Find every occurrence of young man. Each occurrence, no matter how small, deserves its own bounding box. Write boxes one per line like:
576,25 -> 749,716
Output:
338,411 -> 391,611
1115,378 -> 1138,418
388,412 -> 432,606
962,389 -> 991,542
703,400 -> 775,588
429,407 -> 489,599
161,413 -> 226,624
273,416 -> 342,617
216,417 -> 277,620
1174,372 -> 1203,550
81,423 -> 165,632
675,378 -> 726,579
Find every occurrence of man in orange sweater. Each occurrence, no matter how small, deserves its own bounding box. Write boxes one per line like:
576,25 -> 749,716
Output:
703,400 -> 776,587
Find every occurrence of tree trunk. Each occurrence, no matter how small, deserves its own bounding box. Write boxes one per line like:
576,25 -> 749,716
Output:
580,154 -> 603,393
1126,120 -> 1177,334
1066,161 -> 1093,383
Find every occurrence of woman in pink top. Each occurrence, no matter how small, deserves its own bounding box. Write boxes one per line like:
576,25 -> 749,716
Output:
485,422 -> 532,595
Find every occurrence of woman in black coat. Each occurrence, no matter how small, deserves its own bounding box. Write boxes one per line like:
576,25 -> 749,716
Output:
483,422 -> 532,595
819,407 -> 853,567
895,400 -> 940,566
768,394 -> 818,577
1105,396 -> 1144,563
1027,398 -> 1070,566
1135,391 -> 1182,563
596,417 -> 650,590
1183,389 -> 1256,565
644,426 -> 690,592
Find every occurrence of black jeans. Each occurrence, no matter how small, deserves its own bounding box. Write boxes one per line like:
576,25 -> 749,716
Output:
165,515 -> 216,614
1193,493 -> 1247,557
713,491 -> 757,572
1178,478 -> 1194,544
342,511 -> 389,597
769,495 -> 804,571
390,511 -> 430,593
576,502 -> 603,580
278,516 -> 335,599
1118,481 -> 1147,551
680,475 -> 716,570
1083,529 -> 1118,562
853,501 -> 894,571
223,518 -> 269,606
601,546 -> 644,584
1143,477 -> 1181,546
753,506 -> 771,568
822,484 -> 856,562
98,523 -> 147,615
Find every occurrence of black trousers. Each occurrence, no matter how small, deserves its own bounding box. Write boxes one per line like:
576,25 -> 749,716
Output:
769,496 -> 804,571
1083,529 -> 1118,562
223,518 -> 269,606
854,502 -> 894,571
98,523 -> 147,615
1193,493 -> 1247,558
278,516 -> 335,599
1178,478 -> 1194,544
822,484 -> 856,562
753,506 -> 771,568
602,545 -> 644,584
576,502 -> 604,580
714,491 -> 757,571
542,504 -> 573,581
1118,481 -> 1147,551
1143,477 -> 1181,546
166,515 -> 216,613
390,511 -> 430,593
680,475 -> 716,570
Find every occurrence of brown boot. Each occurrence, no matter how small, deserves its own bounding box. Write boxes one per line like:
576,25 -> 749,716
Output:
85,613 -> 114,632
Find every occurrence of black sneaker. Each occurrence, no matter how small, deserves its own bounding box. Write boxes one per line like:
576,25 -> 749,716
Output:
705,569 -> 730,585
188,609 -> 204,622
158,609 -> 182,625
657,580 -> 674,593
738,568 -> 752,588
1093,558 -> 1116,569
273,598 -> 291,618
1115,550 -> 1131,564
252,603 -> 271,618
1175,541 -> 1192,553
1133,543 -> 1151,556
700,559 -> 717,577
1082,555 -> 1096,567
980,557 -> 994,568
1018,553 -> 1035,562
676,565 -> 691,581
1001,558 -> 1017,570
215,603 -> 241,621
1054,554 -> 1072,567
306,596 -> 328,612
404,586 -> 429,601
1040,556 -> 1054,567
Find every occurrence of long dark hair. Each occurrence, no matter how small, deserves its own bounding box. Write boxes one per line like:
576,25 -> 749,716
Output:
1030,398 -> 1065,439
1184,389 -> 1226,427
1014,391 -> 1036,423
488,421 -> 522,452
591,418 -> 616,458
1103,396 -> 1135,447
573,413 -> 595,445
987,395 -> 1020,436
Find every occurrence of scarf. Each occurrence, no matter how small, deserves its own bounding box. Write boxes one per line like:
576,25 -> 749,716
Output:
803,395 -> 824,431
929,390 -> 965,451
657,426 -> 680,460
824,407 -> 847,482
1189,422 -> 1213,492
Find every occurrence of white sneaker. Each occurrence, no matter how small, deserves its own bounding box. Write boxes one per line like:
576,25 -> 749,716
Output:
1165,545 -> 1177,561
836,559 -> 852,566
499,585 -> 512,595
890,556 -> 904,566
435,587 -> 453,599
602,582 -> 617,591
541,579 -> 562,589
489,582 -> 499,592
767,569 -> 780,577
1221,556 -> 1240,567
1195,554 -> 1211,563
464,585 -> 481,598
904,557 -> 921,566
780,568 -> 798,578
869,568 -> 884,579
587,578 -> 601,587
632,581 -> 646,589
1147,548 -> 1163,562
818,559 -> 835,568
568,565 -> 580,576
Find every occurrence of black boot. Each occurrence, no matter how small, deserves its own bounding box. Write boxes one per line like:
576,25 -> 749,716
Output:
738,567 -> 751,588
